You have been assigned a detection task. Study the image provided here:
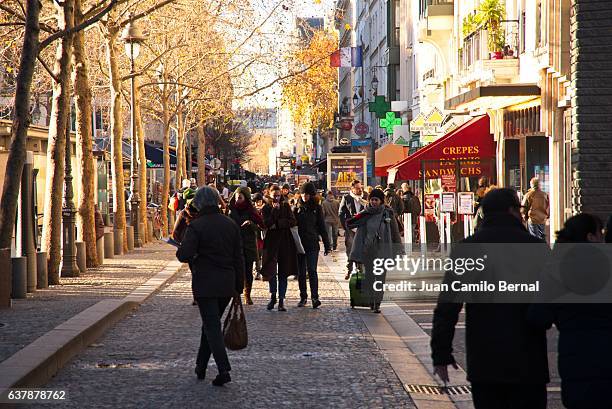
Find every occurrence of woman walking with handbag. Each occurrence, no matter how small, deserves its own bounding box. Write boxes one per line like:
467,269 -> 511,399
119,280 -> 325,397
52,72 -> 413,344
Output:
228,187 -> 265,305
261,185 -> 298,311
176,187 -> 244,386
347,188 -> 402,313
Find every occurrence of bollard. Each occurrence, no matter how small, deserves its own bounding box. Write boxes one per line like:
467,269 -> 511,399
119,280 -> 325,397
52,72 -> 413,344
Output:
147,220 -> 154,242
104,231 -> 114,259
113,229 -> 124,256
11,256 -> 27,299
96,236 -> 104,265
36,251 -> 48,289
126,225 -> 134,251
0,248 -> 11,308
75,241 -> 86,274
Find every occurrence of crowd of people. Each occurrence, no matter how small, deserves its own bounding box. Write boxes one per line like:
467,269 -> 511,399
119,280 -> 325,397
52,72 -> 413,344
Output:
171,176 -> 612,409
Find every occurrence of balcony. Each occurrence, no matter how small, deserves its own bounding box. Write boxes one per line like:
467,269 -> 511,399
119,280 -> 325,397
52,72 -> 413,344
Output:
418,0 -> 453,39
458,28 -> 519,88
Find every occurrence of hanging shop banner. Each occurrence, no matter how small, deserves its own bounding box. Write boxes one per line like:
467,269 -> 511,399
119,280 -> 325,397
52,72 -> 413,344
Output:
458,192 -> 475,215
327,153 -> 367,197
441,192 -> 456,213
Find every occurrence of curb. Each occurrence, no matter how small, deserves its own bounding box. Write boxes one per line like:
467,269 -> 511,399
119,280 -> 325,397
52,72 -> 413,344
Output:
0,260 -> 184,394
322,252 -> 472,409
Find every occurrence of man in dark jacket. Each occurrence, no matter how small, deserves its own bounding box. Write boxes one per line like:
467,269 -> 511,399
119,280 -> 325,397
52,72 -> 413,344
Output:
176,186 -> 244,387
431,188 -> 550,409
294,182 -> 331,308
384,183 -> 404,217
339,179 -> 367,279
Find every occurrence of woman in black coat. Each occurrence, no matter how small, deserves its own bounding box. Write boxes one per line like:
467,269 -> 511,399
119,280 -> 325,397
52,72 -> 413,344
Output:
529,213 -> 611,409
261,185 -> 298,311
176,187 -> 244,387
228,187 -> 265,305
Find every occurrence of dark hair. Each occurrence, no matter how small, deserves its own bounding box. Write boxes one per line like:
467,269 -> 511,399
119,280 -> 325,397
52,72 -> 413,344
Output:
480,188 -> 520,216
351,179 -> 362,187
270,185 -> 281,192
556,213 -> 603,243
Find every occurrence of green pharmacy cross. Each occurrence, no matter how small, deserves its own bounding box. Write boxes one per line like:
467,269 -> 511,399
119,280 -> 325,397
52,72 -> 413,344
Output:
368,95 -> 391,119
379,112 -> 402,134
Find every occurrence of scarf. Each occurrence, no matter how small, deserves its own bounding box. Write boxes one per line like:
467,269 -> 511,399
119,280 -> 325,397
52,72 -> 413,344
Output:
350,192 -> 364,212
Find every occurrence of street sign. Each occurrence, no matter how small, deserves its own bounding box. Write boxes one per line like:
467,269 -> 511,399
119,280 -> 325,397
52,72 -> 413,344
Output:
351,138 -> 371,146
458,192 -> 475,215
441,192 -> 456,213
354,121 -> 369,136
339,137 -> 350,146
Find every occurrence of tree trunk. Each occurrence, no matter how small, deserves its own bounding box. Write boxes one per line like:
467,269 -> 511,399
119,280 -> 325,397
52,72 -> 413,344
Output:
72,0 -> 98,266
0,0 -> 40,250
161,100 -> 171,237
42,0 -> 75,283
196,122 -> 206,186
135,81 -> 148,242
105,26 -> 128,252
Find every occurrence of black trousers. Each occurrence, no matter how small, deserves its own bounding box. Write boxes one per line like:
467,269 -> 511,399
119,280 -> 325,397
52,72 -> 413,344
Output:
471,383 -> 547,409
244,255 -> 255,290
298,249 -> 319,300
195,297 -> 231,373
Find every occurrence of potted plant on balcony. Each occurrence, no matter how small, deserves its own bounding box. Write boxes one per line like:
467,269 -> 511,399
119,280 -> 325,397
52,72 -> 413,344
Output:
477,0 -> 506,60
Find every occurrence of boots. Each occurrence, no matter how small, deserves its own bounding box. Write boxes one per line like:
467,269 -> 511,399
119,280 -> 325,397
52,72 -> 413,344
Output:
244,287 -> 253,305
297,297 -> 307,307
278,298 -> 287,312
266,295 -> 277,310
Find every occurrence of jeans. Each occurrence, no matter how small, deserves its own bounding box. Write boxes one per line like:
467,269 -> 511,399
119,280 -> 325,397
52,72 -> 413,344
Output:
268,270 -> 288,299
325,223 -> 339,249
195,297 -> 231,373
528,222 -> 545,240
298,249 -> 319,300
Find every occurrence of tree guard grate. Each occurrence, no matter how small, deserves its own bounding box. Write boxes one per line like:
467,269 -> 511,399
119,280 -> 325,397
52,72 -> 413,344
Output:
404,384 -> 472,396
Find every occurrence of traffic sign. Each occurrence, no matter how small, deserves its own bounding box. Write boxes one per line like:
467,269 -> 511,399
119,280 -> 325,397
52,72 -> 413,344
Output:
354,121 -> 369,136
339,137 -> 350,146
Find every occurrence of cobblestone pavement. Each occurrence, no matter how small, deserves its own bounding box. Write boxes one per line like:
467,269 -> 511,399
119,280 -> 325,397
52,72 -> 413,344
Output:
39,252 -> 416,409
0,241 -> 175,363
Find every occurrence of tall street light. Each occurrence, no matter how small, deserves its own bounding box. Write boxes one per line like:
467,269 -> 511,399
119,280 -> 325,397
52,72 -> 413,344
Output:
122,19 -> 146,248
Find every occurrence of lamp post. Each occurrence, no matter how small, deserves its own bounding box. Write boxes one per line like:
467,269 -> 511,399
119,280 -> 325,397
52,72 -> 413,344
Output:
61,104 -> 79,277
122,20 -> 146,248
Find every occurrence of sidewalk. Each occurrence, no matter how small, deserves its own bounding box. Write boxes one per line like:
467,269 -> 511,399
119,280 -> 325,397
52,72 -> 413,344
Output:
0,241 -> 177,363
37,251 -> 417,408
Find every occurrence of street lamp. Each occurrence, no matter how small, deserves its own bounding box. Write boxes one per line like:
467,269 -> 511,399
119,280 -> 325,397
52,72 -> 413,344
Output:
371,74 -> 379,96
122,19 -> 146,248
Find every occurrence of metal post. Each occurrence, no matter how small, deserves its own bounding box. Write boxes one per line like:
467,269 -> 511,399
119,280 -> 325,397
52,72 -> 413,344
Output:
61,106 -> 79,277
129,45 -> 142,248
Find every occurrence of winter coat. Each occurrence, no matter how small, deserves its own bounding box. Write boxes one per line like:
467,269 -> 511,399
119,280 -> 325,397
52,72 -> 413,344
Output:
384,188 -> 404,217
402,191 -> 422,223
339,193 -> 367,229
294,198 -> 331,253
172,204 -> 200,243
176,207 -> 245,298
522,188 -> 549,224
261,198 -> 298,278
321,198 -> 341,227
228,200 -> 265,261
346,205 -> 401,264
431,213 -> 550,384
529,255 -> 612,409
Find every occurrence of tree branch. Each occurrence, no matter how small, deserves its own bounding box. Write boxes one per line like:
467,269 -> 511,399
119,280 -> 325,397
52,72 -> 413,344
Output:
37,55 -> 59,83
39,0 -> 118,51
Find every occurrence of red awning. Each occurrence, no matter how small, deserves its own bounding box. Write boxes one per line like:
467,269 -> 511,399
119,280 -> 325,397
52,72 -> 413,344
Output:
388,115 -> 495,180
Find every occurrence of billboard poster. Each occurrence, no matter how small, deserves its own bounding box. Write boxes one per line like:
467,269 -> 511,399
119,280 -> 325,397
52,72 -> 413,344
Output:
458,192 -> 475,215
424,194 -> 439,223
327,153 -> 367,197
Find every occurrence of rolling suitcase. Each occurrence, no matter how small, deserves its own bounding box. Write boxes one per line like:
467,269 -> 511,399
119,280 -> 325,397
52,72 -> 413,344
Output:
349,265 -> 371,308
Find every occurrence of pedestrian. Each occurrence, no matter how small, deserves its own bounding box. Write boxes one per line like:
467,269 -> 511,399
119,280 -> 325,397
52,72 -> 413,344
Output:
346,188 -> 401,313
261,185 -> 298,311
177,179 -> 194,211
431,188 -> 550,409
474,176 -> 489,214
175,186 -> 244,387
294,182 -> 331,308
401,183 -> 421,242
528,213 -> 610,409
473,185 -> 498,232
321,191 -> 340,251
228,187 -> 265,305
384,183 -> 404,228
252,192 -> 266,281
281,183 -> 292,202
339,180 -> 368,280
94,204 -> 105,241
219,182 -> 230,202
522,177 -> 549,240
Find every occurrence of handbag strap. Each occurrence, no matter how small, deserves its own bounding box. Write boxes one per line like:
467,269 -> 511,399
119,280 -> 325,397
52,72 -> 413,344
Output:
223,297 -> 237,328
